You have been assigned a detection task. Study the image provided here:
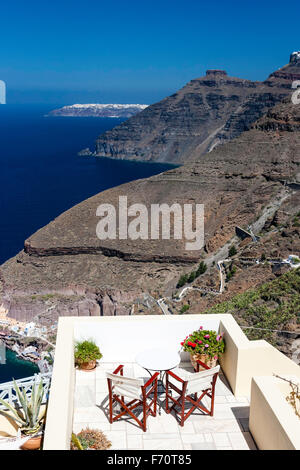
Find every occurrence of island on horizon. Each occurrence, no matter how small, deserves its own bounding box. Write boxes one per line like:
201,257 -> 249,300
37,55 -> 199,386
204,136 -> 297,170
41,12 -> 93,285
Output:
48,103 -> 148,118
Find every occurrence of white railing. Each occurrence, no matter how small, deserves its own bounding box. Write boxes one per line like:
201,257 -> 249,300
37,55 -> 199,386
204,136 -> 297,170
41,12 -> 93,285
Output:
0,372 -> 51,409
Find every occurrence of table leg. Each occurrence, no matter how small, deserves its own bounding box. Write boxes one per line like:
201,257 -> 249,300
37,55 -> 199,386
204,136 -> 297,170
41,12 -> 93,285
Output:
144,369 -> 167,415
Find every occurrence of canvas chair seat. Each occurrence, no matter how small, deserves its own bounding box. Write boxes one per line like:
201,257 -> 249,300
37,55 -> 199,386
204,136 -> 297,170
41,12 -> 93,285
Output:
106,365 -> 159,432
165,364 -> 220,426
106,372 -> 144,400
169,365 -> 220,395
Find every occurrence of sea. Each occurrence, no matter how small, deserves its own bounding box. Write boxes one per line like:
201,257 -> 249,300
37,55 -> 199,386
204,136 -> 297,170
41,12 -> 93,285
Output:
0,349 -> 39,383
0,103 -> 173,382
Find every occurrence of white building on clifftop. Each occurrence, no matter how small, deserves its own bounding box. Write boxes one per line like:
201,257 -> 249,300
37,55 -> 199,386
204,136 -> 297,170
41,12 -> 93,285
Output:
290,51 -> 300,63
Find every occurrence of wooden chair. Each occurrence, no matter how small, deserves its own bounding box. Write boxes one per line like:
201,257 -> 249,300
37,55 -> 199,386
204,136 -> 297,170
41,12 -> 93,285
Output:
165,364 -> 220,426
106,365 -> 159,432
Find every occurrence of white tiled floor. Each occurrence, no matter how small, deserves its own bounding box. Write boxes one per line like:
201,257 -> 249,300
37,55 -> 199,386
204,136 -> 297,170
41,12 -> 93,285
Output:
73,362 -> 257,450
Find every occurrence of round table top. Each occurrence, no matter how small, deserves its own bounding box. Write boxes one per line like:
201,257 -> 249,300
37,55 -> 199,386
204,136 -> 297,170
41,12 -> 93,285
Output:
135,348 -> 180,372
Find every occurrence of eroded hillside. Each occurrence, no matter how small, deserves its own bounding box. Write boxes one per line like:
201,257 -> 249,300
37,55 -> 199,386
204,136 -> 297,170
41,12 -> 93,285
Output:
0,97 -> 299,332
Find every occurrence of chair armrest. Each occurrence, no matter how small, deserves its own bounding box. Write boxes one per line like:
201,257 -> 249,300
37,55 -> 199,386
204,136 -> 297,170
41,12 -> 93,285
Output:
196,360 -> 210,371
144,372 -> 159,389
166,370 -> 185,383
113,364 -> 124,375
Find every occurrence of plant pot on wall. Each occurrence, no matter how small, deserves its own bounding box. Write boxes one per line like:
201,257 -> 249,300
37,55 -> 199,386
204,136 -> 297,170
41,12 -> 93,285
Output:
79,360 -> 97,371
0,378 -> 46,451
21,435 -> 42,450
74,340 -> 103,372
181,327 -> 225,371
190,353 -> 218,371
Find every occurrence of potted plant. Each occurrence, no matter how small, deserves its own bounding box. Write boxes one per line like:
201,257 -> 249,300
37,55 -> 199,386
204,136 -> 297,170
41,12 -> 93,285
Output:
71,428 -> 112,450
74,340 -> 102,371
181,326 -> 225,370
0,378 -> 46,450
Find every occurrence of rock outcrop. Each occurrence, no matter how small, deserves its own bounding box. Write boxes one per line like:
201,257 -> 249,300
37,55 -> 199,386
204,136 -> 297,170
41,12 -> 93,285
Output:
93,55 -> 300,164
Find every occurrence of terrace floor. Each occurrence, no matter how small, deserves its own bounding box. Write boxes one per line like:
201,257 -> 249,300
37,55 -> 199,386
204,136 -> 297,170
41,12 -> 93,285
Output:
73,362 -> 257,450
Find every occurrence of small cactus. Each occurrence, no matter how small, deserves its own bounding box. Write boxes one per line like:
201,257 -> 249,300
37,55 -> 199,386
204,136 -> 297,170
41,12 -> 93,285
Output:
71,433 -> 84,450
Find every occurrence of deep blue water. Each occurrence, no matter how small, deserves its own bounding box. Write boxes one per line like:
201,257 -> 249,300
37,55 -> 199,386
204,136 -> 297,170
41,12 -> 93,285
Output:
0,104 -> 173,382
0,349 -> 39,383
0,104 -> 173,265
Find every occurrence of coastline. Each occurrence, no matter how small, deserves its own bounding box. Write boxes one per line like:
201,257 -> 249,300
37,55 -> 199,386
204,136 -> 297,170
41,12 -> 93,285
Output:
0,347 -> 40,383
77,150 -> 180,166
0,329 -> 54,373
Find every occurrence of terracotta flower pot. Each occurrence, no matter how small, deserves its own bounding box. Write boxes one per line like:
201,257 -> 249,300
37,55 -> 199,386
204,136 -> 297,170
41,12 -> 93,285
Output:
79,360 -> 96,371
190,353 -> 218,370
21,435 -> 42,450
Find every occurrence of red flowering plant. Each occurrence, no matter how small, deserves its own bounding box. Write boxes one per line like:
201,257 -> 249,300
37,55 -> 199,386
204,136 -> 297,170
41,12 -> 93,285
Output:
181,326 -> 225,359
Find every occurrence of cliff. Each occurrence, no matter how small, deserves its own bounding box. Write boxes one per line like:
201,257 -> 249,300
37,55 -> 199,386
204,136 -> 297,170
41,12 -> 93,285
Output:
1,96 -> 300,324
93,56 -> 300,163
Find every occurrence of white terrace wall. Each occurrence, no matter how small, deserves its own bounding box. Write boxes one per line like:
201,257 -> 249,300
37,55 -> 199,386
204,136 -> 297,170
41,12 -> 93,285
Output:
43,318 -> 75,450
219,317 -> 300,397
73,314 -> 220,363
249,376 -> 300,450
43,314 -> 222,449
43,314 -> 300,450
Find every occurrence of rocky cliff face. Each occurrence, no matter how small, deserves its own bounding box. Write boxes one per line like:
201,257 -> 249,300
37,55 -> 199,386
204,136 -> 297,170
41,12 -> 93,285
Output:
93,56 -> 300,164
1,97 -> 300,323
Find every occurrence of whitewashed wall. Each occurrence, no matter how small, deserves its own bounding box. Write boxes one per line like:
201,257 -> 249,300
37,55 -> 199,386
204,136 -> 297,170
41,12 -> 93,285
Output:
74,316 -> 220,363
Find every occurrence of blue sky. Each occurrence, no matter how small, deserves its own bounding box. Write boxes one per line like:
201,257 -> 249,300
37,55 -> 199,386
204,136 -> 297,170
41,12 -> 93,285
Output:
1,0 -> 299,104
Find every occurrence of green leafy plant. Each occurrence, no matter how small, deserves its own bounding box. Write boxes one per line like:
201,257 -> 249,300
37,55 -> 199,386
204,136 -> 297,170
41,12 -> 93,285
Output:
181,327 -> 225,359
226,265 -> 237,282
204,268 -> 300,349
179,304 -> 190,314
74,340 -> 102,365
228,245 -> 237,257
0,378 -> 45,435
196,261 -> 207,276
176,274 -> 188,288
45,354 -> 53,365
177,261 -> 208,288
188,271 -> 196,283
